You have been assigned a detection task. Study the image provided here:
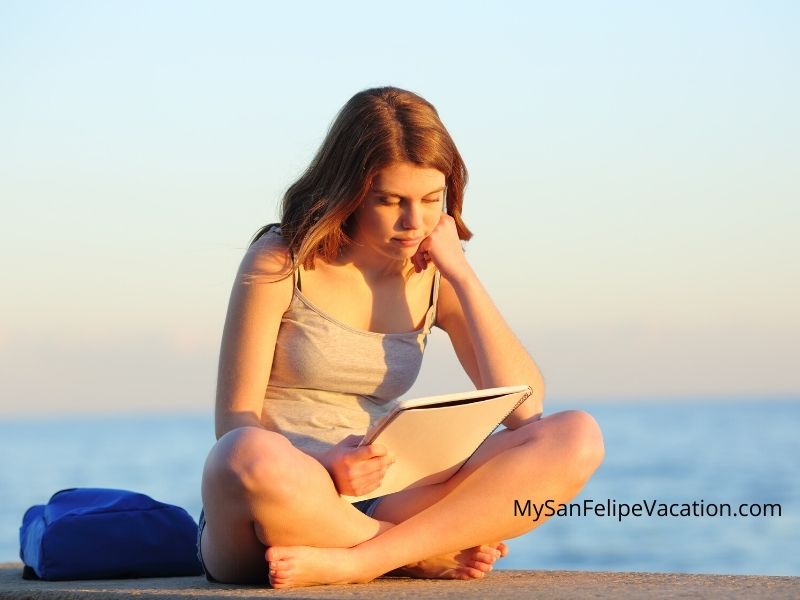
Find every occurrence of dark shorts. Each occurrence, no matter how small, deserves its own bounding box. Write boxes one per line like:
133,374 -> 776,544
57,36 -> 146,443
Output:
196,496 -> 384,583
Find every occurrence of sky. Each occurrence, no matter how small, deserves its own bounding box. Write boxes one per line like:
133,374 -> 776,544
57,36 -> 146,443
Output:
0,0 -> 798,416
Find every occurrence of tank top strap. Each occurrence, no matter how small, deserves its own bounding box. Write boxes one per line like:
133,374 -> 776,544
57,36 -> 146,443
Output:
263,223 -> 300,291
431,268 -> 441,309
259,223 -> 299,291
424,269 -> 442,333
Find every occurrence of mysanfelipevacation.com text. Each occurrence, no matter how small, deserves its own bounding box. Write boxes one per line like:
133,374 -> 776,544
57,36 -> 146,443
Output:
514,499 -> 783,522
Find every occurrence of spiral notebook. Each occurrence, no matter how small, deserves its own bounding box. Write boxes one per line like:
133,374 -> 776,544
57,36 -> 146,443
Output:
341,384 -> 532,502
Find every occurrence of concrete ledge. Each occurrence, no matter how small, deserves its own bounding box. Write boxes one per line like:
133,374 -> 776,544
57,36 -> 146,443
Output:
2,562 -> 798,599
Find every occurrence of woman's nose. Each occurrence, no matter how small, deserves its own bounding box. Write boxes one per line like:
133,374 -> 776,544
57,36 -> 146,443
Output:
401,203 -> 424,229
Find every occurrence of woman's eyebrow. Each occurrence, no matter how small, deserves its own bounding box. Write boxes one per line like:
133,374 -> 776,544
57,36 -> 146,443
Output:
371,186 -> 446,199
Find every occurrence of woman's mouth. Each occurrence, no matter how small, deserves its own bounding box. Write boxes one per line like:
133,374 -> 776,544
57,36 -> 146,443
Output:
392,237 -> 422,247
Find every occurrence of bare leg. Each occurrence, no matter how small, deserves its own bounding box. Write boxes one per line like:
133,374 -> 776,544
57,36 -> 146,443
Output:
266,410 -> 604,587
200,427 -> 392,582
200,426 -> 506,583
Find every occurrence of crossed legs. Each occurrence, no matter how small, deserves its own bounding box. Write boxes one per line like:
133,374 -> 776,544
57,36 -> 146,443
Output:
200,409 -> 604,586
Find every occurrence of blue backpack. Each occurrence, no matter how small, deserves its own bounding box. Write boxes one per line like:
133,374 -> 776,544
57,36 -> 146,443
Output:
19,488 -> 203,580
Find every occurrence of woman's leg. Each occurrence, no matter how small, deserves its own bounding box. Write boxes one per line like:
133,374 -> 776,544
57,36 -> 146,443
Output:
199,426 -> 393,583
267,409 -> 604,587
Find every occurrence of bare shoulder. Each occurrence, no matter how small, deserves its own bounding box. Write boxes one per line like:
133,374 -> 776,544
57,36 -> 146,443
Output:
233,228 -> 295,310
238,229 -> 294,282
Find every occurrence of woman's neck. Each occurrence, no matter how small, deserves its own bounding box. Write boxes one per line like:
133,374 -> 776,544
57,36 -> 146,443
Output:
334,243 -> 410,281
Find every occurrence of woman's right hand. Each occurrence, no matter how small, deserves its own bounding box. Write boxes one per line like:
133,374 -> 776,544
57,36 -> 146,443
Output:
320,435 -> 395,497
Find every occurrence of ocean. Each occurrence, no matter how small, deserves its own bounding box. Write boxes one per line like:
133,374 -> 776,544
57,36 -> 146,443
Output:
1,399 -> 798,576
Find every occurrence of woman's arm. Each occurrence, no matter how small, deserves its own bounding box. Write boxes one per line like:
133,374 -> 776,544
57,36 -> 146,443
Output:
215,234 -> 394,494
214,235 -> 294,439
436,268 -> 545,429
416,213 -> 545,429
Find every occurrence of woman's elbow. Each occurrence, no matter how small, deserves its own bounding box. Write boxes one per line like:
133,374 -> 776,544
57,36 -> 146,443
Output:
214,408 -> 263,440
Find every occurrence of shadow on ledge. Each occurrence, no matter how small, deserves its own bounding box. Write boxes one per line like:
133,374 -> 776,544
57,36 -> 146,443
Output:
1,562 -> 798,599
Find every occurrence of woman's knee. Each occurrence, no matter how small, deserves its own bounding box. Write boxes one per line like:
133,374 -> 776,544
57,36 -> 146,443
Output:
556,410 -> 605,480
202,427 -> 298,499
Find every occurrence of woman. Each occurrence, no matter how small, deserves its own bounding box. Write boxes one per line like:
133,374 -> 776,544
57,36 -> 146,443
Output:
199,86 -> 604,588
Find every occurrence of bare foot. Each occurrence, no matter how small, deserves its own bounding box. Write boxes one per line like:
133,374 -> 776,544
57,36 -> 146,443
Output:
265,541 -> 510,588
394,541 -> 509,580
266,545 -> 373,588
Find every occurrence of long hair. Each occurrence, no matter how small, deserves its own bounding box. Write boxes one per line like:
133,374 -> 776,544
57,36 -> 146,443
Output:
249,87 -> 472,271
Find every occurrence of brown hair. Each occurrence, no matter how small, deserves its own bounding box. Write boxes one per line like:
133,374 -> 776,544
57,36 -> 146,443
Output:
250,87 -> 472,272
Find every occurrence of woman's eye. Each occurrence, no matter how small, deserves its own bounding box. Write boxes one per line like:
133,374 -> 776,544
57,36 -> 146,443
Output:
376,197 -> 440,205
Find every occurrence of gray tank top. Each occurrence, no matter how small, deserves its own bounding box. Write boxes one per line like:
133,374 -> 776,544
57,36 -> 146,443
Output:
260,227 -> 441,454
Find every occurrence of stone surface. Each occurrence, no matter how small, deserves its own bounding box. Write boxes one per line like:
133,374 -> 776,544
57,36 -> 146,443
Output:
1,562 -> 798,599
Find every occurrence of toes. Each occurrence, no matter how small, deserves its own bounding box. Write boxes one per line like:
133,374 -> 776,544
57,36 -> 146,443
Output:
462,566 -> 487,579
266,546 -> 284,563
265,547 -> 294,587
476,545 -> 502,561
269,574 -> 288,588
486,541 -> 508,557
267,563 -> 285,587
469,559 -> 493,573
266,547 -> 295,567
472,551 -> 498,565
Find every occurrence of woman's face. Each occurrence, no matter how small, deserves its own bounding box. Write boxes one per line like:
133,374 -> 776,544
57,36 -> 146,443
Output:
349,162 -> 446,263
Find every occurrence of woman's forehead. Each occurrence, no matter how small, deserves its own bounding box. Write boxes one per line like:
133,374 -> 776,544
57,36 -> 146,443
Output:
371,162 -> 446,196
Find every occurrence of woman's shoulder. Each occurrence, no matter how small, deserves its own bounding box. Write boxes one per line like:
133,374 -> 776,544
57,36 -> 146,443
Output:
238,225 -> 295,286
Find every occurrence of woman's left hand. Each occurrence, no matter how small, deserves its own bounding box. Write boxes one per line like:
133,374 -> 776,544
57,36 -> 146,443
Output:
412,213 -> 471,282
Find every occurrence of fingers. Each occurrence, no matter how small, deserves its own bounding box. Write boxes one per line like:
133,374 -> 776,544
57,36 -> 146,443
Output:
348,451 -> 394,475
357,442 -> 388,459
412,248 -> 432,273
341,444 -> 395,496
411,248 -> 426,273
412,216 -> 467,277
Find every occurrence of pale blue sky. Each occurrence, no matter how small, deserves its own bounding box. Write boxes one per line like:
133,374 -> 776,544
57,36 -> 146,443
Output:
1,1 -> 798,415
